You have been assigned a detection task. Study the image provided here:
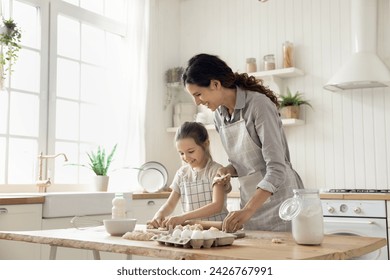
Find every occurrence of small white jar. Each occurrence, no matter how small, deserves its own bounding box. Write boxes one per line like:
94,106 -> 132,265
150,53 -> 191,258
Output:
279,189 -> 324,245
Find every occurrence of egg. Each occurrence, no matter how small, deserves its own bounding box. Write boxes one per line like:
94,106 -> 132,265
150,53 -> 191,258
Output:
191,230 -> 204,240
174,225 -> 183,231
181,228 -> 192,239
202,230 -> 214,240
172,228 -> 182,238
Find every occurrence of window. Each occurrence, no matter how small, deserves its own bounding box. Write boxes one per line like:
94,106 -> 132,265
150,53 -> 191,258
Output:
0,0 -> 130,185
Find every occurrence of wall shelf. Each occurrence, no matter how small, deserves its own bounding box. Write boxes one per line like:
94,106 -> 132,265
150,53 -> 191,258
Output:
247,67 -> 304,94
248,67 -> 304,79
166,82 -> 183,89
281,118 -> 305,126
167,118 -> 304,132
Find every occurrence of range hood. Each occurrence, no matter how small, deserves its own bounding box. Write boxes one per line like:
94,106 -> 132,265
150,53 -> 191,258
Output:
324,0 -> 390,92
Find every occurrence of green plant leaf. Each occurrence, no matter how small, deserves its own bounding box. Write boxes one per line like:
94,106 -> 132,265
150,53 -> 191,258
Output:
68,144 -> 118,176
279,87 -> 312,108
105,144 -> 118,175
0,18 -> 22,79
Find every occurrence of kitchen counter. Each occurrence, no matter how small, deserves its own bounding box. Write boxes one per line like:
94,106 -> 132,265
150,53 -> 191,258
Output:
1,191 -> 388,205
132,191 -> 172,199
0,225 -> 386,260
0,194 -> 45,205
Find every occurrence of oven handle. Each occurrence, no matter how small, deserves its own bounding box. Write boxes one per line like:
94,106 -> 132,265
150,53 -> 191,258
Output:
323,219 -> 374,224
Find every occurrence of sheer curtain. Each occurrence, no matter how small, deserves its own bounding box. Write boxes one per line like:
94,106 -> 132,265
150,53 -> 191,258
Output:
109,0 -> 150,192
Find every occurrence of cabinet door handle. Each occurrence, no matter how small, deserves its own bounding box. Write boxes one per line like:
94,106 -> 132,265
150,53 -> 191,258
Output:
0,208 -> 8,215
147,200 -> 155,206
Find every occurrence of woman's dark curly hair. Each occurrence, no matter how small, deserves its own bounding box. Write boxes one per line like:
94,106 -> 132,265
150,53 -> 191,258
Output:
182,53 -> 279,108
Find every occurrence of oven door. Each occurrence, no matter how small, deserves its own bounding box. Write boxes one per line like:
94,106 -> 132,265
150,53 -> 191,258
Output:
323,217 -> 388,260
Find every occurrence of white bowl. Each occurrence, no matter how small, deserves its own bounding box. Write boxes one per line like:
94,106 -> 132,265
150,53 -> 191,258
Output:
103,218 -> 137,236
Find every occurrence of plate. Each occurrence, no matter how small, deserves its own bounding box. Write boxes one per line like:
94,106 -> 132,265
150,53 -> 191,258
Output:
138,161 -> 168,193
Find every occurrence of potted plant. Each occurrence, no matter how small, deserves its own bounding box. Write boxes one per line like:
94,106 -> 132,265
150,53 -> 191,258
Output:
278,88 -> 312,119
0,18 -> 22,88
68,144 -> 117,191
85,144 -> 117,176
164,66 -> 184,109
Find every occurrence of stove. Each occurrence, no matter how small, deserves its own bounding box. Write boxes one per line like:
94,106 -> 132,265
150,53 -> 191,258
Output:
326,189 -> 390,193
321,198 -> 389,260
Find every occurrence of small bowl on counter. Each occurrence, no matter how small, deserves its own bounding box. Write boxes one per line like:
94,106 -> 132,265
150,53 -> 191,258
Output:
103,218 -> 137,236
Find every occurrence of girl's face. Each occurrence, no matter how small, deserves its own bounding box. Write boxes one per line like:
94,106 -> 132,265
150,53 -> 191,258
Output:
176,137 -> 208,170
186,80 -> 223,111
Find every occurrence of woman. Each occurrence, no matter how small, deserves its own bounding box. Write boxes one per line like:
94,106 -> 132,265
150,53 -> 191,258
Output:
182,53 -> 304,232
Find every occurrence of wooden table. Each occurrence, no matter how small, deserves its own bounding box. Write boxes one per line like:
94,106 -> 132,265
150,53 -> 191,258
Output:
0,225 -> 386,260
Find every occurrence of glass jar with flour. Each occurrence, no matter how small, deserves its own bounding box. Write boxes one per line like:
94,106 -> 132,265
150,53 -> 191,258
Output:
279,189 -> 324,245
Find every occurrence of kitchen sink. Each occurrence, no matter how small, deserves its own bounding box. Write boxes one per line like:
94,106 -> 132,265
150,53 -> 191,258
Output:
42,192 -> 133,218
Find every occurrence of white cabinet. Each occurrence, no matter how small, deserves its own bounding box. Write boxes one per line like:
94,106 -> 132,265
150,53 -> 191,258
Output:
0,204 -> 42,260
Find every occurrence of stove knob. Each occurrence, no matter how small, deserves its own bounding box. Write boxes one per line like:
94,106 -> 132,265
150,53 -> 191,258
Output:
354,207 -> 362,214
327,206 -> 335,213
340,204 -> 348,212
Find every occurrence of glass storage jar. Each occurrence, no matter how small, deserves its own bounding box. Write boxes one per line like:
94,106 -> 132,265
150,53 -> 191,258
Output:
279,189 -> 324,245
282,41 -> 294,68
246,57 -> 257,73
263,54 -> 275,70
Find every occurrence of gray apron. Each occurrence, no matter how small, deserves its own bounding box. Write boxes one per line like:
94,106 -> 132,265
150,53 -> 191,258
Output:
219,111 -> 301,231
180,179 -> 229,222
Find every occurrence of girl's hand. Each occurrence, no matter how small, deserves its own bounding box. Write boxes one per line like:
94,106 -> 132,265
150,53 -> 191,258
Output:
163,215 -> 186,229
148,213 -> 165,228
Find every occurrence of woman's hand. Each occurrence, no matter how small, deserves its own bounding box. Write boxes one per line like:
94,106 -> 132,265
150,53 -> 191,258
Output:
222,209 -> 252,233
216,165 -> 237,178
212,173 -> 231,186
222,189 -> 272,232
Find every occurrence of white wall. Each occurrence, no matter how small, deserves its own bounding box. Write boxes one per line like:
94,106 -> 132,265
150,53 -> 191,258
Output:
145,0 -> 182,185
147,0 -> 390,190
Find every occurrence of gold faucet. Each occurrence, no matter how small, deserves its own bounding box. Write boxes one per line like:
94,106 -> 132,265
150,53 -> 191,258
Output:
36,152 -> 68,193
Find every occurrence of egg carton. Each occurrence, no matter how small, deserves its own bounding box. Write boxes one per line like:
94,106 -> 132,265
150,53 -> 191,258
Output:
151,233 -> 235,249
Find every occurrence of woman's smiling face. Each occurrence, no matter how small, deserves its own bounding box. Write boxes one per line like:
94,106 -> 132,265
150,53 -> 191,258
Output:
176,137 -> 208,170
185,81 -> 223,112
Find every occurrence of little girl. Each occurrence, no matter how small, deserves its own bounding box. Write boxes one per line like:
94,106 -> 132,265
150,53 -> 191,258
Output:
149,121 -> 232,229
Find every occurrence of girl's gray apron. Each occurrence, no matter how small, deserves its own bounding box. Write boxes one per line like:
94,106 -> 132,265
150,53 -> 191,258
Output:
219,111 -> 302,231
180,179 -> 229,222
